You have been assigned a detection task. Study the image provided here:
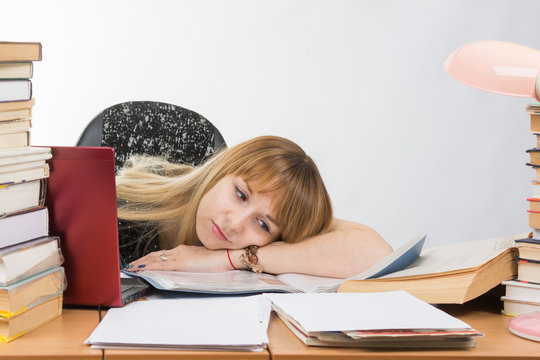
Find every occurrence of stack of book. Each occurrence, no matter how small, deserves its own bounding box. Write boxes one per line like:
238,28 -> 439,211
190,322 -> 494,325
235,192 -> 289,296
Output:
0,41 -> 65,343
501,237 -> 540,315
501,103 -> 540,316
527,102 -> 540,238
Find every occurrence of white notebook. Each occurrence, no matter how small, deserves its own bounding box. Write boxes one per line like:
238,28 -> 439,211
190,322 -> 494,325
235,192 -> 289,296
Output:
85,295 -> 271,351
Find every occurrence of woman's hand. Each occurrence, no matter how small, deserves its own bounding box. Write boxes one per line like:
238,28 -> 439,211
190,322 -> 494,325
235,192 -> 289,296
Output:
125,245 -> 232,273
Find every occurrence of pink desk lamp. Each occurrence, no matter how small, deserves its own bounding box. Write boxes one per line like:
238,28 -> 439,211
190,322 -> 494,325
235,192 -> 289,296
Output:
444,40 -> 540,343
444,40 -> 540,101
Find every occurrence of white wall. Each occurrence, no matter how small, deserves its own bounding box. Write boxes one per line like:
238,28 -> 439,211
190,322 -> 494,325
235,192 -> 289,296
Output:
2,0 -> 539,248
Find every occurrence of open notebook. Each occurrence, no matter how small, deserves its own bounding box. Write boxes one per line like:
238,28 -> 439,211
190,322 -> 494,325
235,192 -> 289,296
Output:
45,146 -> 148,307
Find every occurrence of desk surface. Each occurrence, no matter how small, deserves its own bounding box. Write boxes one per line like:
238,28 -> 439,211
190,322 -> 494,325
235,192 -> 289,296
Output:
0,308 -> 102,360
266,295 -> 540,359
2,295 -> 539,359
103,349 -> 269,360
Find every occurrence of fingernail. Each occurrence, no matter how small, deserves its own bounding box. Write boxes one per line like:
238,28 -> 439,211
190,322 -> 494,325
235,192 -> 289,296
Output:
138,264 -> 146,268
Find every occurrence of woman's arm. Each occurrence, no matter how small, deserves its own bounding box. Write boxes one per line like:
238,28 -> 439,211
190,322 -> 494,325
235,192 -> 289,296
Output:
230,218 -> 392,278
127,218 -> 392,279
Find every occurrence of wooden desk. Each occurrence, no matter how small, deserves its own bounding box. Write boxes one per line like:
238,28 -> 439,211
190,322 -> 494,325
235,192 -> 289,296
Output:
103,349 -> 269,360
0,308 -> 102,360
4,295 -> 540,359
266,296 -> 540,359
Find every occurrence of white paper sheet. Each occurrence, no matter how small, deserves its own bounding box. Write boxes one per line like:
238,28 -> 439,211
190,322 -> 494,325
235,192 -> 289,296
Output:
85,295 -> 271,350
265,290 -> 472,332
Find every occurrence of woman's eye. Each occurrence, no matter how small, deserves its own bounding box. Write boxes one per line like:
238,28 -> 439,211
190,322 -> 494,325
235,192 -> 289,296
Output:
258,219 -> 270,232
235,186 -> 247,201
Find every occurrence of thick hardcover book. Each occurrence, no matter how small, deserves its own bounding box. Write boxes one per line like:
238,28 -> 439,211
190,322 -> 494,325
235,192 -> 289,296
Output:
0,98 -> 34,121
0,62 -> 33,80
0,208 -> 49,250
0,295 -> 62,343
0,147 -> 51,166
0,42 -> 42,62
0,119 -> 31,133
338,233 -> 525,304
0,267 -> 65,318
516,237 -> 540,261
0,130 -> 30,149
0,179 -> 46,216
0,236 -> 63,286
516,257 -> 540,284
0,80 -> 32,103
0,164 -> 49,185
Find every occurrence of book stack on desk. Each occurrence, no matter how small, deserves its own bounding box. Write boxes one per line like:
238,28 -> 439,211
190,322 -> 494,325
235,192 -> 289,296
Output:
526,103 -> 540,236
501,237 -> 540,316
0,41 -> 65,343
0,41 -> 41,150
0,42 -> 50,214
502,103 -> 540,316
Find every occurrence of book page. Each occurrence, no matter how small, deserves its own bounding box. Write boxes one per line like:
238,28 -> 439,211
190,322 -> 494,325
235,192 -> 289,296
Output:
276,273 -> 342,293
379,233 -> 526,279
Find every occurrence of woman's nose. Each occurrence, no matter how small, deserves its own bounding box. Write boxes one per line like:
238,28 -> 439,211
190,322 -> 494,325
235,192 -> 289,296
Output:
227,208 -> 250,233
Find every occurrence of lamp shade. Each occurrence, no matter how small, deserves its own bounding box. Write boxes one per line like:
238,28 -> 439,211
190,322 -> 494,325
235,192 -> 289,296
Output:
444,41 -> 540,101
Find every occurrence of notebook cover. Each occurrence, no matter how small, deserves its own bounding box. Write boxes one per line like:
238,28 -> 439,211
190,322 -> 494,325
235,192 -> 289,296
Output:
45,146 -> 122,307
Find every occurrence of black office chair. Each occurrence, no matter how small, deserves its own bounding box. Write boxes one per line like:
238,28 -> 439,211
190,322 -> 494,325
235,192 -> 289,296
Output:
76,101 -> 227,265
76,101 -> 226,172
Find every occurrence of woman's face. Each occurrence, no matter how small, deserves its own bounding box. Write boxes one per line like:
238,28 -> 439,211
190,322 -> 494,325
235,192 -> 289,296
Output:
195,175 -> 282,250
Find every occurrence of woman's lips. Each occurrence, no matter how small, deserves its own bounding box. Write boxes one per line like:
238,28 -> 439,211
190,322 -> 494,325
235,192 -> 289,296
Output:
211,221 -> 230,242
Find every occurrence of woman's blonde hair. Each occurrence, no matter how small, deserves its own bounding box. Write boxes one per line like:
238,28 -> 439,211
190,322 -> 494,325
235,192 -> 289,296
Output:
116,135 -> 333,246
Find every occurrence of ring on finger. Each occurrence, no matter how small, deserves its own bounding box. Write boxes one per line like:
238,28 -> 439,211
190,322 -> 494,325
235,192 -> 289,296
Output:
160,250 -> 167,261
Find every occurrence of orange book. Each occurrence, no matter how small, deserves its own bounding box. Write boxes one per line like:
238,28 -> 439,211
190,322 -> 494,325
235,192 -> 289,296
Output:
0,42 -> 41,62
528,210 -> 540,229
528,198 -> 540,212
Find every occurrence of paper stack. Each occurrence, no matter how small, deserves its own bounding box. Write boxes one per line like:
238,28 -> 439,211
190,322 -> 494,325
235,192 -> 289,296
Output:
266,291 -> 482,348
85,296 -> 271,351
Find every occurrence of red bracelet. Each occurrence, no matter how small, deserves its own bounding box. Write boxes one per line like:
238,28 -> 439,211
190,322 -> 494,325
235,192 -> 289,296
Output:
226,249 -> 237,270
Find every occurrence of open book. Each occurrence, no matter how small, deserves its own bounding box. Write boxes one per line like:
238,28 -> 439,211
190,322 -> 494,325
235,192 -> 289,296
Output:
127,235 -> 426,294
339,233 -> 527,304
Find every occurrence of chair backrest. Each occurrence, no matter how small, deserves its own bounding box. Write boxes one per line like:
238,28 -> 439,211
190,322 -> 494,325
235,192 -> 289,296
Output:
76,101 -> 226,172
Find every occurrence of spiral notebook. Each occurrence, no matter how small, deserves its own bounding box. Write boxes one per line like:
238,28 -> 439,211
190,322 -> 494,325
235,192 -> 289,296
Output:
45,146 -> 149,307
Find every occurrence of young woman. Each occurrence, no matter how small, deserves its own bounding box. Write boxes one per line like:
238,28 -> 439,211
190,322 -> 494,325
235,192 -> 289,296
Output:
118,135 -> 392,278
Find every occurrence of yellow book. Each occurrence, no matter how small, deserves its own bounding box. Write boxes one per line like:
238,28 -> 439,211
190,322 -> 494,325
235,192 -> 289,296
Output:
0,295 -> 62,343
0,267 -> 65,319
